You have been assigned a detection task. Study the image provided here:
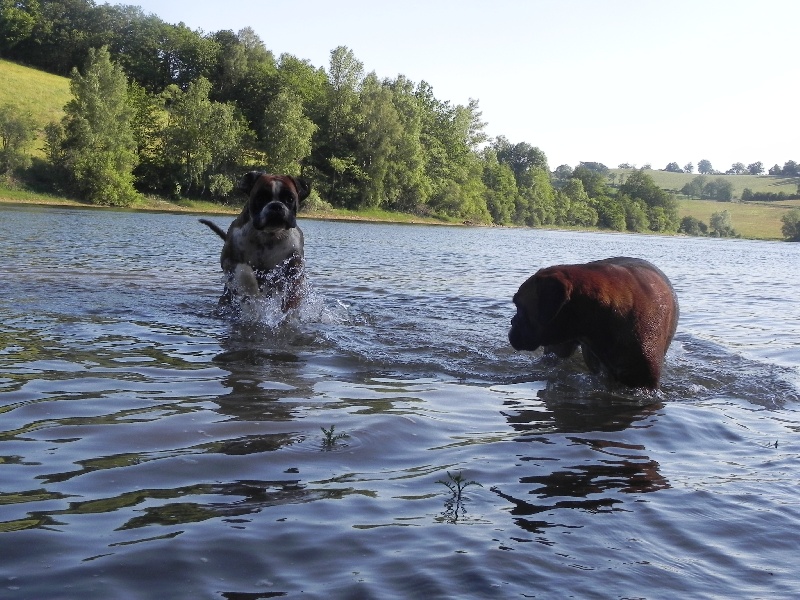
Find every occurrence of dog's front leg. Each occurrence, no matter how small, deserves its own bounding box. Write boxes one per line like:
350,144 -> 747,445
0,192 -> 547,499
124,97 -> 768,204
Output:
231,263 -> 260,298
282,255 -> 306,311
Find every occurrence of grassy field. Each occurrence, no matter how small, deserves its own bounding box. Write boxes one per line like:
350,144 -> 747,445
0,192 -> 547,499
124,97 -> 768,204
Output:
612,168 -> 799,198
677,197 -> 799,240
1,59 -> 71,157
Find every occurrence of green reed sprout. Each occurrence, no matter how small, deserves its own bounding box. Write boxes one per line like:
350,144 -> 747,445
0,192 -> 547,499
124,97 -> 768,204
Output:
437,471 -> 483,503
321,424 -> 348,449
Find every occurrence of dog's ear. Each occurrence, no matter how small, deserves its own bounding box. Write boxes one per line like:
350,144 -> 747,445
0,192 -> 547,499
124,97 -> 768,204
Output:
534,271 -> 572,325
237,171 -> 265,195
290,177 -> 311,203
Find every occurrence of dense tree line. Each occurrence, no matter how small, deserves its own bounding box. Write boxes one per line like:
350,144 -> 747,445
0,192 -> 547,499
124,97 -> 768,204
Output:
0,0 -> 743,234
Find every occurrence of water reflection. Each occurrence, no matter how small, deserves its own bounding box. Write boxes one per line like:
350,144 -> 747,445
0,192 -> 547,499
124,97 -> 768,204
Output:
493,390 -> 669,535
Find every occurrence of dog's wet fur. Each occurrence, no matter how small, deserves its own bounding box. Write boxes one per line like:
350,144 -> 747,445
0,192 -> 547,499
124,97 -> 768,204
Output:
200,172 -> 311,311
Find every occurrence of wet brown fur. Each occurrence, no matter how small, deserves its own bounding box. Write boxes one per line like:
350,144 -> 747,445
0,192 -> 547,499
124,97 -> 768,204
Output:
508,257 -> 679,389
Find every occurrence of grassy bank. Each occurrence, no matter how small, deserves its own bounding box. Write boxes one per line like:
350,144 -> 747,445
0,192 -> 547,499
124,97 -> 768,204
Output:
0,187 -> 459,226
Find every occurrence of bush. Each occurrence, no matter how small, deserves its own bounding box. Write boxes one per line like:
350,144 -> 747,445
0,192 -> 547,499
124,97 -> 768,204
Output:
678,216 -> 708,236
781,208 -> 800,242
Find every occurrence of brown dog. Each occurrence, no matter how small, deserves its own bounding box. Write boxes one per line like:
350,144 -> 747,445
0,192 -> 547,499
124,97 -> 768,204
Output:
200,172 -> 311,310
508,257 -> 679,389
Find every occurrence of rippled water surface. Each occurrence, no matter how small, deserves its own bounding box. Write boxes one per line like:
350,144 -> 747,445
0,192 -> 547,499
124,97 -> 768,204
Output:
1,204 -> 799,599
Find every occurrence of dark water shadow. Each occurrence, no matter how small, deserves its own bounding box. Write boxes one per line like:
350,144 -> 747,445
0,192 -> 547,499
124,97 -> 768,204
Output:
493,383 -> 668,536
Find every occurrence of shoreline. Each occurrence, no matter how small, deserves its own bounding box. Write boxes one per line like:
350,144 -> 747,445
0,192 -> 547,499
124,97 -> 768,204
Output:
0,194 -> 787,241
0,194 -> 461,227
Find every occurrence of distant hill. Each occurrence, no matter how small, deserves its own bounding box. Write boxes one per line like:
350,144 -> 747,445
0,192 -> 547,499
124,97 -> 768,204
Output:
0,59 -> 71,157
611,168 -> 799,199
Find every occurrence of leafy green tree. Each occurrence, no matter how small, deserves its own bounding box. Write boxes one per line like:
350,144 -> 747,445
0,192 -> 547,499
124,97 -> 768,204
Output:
127,81 -> 169,191
664,162 -> 682,172
572,165 -> 609,198
781,208 -> 800,241
619,194 -> 650,232
0,103 -> 36,172
60,46 -> 138,206
494,136 -> 549,188
747,161 -> 763,175
414,81 -> 489,221
558,178 -> 597,227
709,210 -> 737,237
618,168 -> 678,231
552,164 -> 573,188
678,216 -> 708,236
382,75 -> 430,212
349,73 -> 404,208
726,162 -> 746,175
162,77 -> 251,196
595,196 -> 626,231
697,159 -> 713,174
0,0 -> 40,54
782,160 -> 800,177
683,162 -> 694,174
262,89 -> 316,176
577,161 -> 609,175
704,177 -> 734,201
681,175 -> 707,198
515,168 -> 555,226
321,45 -> 363,204
482,148 -> 518,224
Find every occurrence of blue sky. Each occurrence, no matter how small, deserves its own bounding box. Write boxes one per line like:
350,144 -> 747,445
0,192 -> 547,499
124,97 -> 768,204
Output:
112,0 -> 798,172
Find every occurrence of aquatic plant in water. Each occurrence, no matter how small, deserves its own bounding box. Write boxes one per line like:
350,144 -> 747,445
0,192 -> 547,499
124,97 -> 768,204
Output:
321,425 -> 348,449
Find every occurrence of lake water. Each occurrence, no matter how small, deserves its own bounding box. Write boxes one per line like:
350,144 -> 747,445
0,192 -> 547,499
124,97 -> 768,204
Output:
1,203 -> 799,599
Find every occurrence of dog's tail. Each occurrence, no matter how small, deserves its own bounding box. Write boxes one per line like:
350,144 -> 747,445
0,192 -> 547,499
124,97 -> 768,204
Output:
199,218 -> 227,240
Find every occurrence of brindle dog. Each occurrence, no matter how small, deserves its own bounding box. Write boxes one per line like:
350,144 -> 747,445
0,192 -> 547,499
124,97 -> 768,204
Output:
200,172 -> 311,311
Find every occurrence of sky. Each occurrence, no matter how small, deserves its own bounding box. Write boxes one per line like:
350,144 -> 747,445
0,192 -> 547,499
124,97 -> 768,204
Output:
110,0 -> 798,171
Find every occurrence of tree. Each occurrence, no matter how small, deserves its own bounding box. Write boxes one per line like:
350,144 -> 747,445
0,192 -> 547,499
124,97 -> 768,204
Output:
782,160 -> 800,177
781,208 -> 800,241
0,0 -> 40,54
552,164 -> 573,188
664,162 -> 682,173
617,168 -> 679,232
726,162 -> 746,175
494,136 -> 549,188
262,89 -> 316,176
572,165 -> 609,198
698,159 -> 713,174
747,161 -> 764,175
707,177 -> 734,201
709,210 -> 737,237
559,178 -> 597,227
60,46 -> 138,206
318,46 -> 364,204
163,77 -> 250,196
595,195 -> 626,231
482,148 -> 517,225
681,175 -> 707,198
683,162 -> 694,174
678,216 -> 708,236
578,161 -> 608,174
0,103 -> 36,172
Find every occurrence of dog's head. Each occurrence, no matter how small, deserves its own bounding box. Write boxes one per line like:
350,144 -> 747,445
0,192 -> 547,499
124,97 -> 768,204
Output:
238,172 -> 311,230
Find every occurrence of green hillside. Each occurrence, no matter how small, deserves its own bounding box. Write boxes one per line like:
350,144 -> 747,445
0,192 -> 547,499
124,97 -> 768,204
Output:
0,59 -> 71,156
612,168 -> 799,198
